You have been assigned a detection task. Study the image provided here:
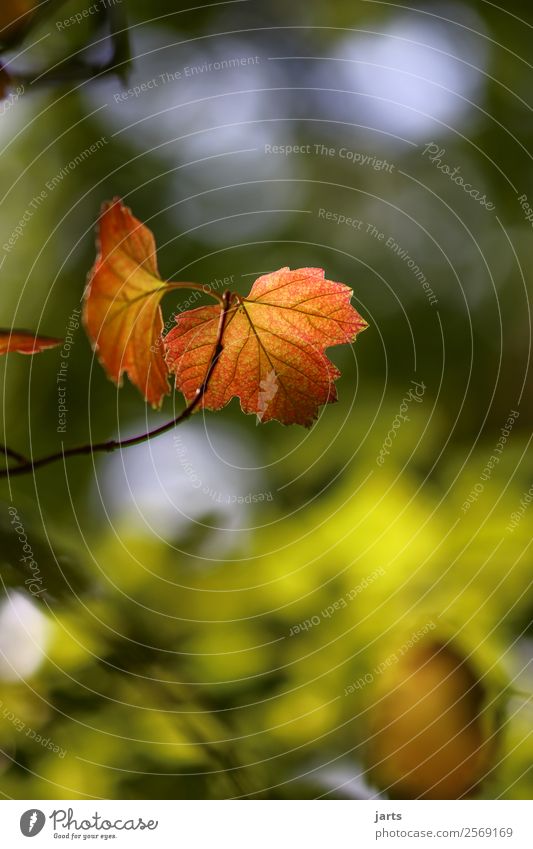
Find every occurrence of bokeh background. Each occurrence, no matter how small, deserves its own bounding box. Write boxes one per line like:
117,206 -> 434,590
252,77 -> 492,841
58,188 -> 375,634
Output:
0,0 -> 531,799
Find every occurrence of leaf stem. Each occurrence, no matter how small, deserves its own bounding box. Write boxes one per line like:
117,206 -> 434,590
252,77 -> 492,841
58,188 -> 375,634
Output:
166,282 -> 224,304
0,291 -> 231,480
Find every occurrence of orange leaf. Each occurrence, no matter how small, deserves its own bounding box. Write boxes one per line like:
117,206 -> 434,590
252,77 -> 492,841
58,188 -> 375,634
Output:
164,267 -> 368,426
0,329 -> 61,355
83,199 -> 172,409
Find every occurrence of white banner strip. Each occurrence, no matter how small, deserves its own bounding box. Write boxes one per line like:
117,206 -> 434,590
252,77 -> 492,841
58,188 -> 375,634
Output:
1,799 -> 532,848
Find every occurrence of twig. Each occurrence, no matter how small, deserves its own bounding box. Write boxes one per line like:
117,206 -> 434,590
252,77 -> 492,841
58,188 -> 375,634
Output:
0,444 -> 28,465
0,291 -> 232,480
0,0 -> 66,51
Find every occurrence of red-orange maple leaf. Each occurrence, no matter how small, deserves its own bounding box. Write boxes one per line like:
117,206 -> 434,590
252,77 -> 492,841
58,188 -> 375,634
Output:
83,199 -> 172,409
164,267 -> 368,426
0,329 -> 61,355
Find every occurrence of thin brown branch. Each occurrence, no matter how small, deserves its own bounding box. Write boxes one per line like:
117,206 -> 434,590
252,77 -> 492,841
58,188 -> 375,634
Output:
0,291 -> 231,480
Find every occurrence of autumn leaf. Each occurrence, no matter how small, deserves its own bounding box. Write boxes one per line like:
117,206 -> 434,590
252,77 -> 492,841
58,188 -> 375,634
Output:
164,267 -> 368,426
0,329 -> 61,355
83,202 -> 367,423
83,199 -> 173,409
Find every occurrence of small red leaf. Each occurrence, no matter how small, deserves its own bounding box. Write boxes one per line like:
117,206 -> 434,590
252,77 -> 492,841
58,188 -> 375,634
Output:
164,267 -> 368,426
0,330 -> 61,355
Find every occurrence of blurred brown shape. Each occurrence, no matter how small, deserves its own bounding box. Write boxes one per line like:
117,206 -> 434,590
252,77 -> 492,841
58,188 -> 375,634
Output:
0,65 -> 10,99
0,1 -> 37,41
366,641 -> 495,799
